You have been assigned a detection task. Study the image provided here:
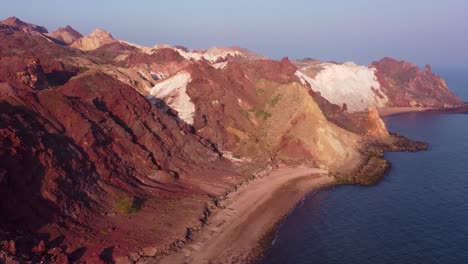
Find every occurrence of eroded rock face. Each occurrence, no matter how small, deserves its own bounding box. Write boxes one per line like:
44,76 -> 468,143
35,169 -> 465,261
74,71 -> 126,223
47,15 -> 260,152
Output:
14,58 -> 49,89
295,61 -> 388,112
148,58 -> 363,170
366,106 -> 390,139
294,58 -> 463,111
149,71 -> 195,124
0,25 -> 233,262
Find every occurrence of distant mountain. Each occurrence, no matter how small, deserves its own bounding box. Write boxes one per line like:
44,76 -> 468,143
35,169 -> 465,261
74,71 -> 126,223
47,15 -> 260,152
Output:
47,25 -> 83,44
70,28 -> 116,50
0,16 -> 48,34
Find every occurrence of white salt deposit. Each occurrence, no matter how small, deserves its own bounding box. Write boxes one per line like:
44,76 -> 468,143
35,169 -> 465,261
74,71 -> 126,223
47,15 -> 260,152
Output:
295,62 -> 388,112
149,71 -> 195,124
174,47 -> 242,63
213,61 -> 228,70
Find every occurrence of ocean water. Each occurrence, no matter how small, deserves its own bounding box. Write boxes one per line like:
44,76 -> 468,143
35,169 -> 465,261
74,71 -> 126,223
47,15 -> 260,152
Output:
260,70 -> 468,264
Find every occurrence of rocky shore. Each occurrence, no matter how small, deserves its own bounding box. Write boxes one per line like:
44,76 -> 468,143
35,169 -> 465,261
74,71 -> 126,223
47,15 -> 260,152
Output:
134,134 -> 429,264
152,167 -> 333,264
335,134 -> 429,186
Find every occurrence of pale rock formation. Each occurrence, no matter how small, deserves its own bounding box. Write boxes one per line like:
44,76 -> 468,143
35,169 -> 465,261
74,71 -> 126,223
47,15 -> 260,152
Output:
295,62 -> 388,112
71,28 -> 116,51
148,71 -> 195,124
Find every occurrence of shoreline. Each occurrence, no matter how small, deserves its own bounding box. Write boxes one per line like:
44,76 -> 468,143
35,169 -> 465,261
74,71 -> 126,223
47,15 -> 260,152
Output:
139,108 -> 438,264
377,104 -> 468,117
377,107 -> 434,117
136,109 -> 435,264
153,166 -> 334,264
148,134 -> 426,264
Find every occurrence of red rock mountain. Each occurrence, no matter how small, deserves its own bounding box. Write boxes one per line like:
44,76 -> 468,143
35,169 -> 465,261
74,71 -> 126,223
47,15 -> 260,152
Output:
0,18 -> 454,263
293,58 -> 462,112
0,16 -> 48,34
0,21 -> 237,262
371,57 -> 462,107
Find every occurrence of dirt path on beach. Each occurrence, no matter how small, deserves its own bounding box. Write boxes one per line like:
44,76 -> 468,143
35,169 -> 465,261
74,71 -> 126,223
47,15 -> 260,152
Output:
153,166 -> 333,264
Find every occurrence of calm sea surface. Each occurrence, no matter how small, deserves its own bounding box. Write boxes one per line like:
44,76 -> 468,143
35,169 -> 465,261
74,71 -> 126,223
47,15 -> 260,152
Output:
260,69 -> 468,264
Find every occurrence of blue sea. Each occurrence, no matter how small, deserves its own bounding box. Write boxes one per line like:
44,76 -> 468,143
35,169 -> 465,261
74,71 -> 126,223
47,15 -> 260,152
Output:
260,69 -> 468,264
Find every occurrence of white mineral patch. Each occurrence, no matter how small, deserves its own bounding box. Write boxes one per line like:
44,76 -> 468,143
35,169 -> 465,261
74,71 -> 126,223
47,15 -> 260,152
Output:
213,61 -> 228,69
296,62 -> 388,112
174,47 -> 242,63
149,71 -> 195,124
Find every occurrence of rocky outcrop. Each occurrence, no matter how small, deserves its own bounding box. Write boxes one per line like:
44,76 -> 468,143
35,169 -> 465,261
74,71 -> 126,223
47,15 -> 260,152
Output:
372,57 -> 463,108
365,106 -> 390,139
0,54 -> 78,89
425,64 -> 432,74
14,57 -> 49,89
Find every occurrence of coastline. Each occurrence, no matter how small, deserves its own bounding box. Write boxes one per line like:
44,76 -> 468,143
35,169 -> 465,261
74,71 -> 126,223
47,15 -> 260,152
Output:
377,104 -> 468,117
129,116 -> 430,264
152,166 -> 334,264
377,107 -> 434,117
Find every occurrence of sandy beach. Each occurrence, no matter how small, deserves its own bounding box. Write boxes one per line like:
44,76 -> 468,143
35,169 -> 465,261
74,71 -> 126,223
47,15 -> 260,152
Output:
154,166 -> 333,264
377,107 -> 433,117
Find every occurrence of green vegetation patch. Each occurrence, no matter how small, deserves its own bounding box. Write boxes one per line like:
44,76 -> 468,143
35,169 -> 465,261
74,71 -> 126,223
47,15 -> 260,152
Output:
116,196 -> 144,215
240,109 -> 249,119
270,95 -> 282,107
250,108 -> 272,121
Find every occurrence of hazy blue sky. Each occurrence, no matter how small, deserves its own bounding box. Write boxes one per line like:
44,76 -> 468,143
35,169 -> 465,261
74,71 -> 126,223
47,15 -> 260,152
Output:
2,0 -> 467,68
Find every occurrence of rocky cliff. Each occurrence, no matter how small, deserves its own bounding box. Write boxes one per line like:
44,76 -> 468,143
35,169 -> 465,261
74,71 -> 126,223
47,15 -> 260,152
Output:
371,57 -> 462,108
294,58 -> 463,111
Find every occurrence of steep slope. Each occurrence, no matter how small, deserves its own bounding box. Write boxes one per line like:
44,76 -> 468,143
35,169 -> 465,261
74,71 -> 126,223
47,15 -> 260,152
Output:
295,62 -> 388,111
0,16 -> 48,34
149,58 -> 364,171
150,71 -> 195,124
87,42 -> 192,93
47,25 -> 83,44
0,23 -> 246,262
372,57 -> 462,107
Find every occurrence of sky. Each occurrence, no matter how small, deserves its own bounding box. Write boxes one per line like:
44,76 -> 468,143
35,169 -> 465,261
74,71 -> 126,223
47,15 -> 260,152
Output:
2,0 -> 467,68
